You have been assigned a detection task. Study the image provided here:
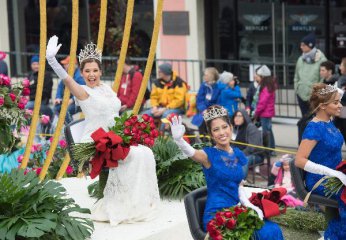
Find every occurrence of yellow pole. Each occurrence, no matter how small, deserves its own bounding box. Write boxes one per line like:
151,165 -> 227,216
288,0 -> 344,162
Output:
132,0 -> 164,114
20,0 -> 47,169
97,0 -> 108,51
112,0 -> 135,93
39,0 -> 79,180
56,153 -> 71,180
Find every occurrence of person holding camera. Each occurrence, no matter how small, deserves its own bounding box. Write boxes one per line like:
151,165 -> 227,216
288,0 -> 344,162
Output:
217,71 -> 242,118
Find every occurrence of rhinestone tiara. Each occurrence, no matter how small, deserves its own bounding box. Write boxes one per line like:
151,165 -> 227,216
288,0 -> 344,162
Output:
203,106 -> 228,121
317,85 -> 338,95
78,42 -> 102,63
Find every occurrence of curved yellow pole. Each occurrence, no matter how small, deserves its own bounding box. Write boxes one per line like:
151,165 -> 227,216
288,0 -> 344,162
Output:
20,0 -> 47,169
56,153 -> 70,180
112,0 -> 135,93
97,0 -> 108,51
39,0 -> 79,180
132,0 -> 164,114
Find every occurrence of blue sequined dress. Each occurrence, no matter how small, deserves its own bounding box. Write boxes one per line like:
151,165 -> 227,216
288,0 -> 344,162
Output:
303,121 -> 346,240
202,146 -> 283,239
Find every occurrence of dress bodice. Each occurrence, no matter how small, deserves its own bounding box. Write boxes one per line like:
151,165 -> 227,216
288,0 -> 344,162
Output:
75,84 -> 121,142
202,146 -> 247,229
302,121 -> 343,191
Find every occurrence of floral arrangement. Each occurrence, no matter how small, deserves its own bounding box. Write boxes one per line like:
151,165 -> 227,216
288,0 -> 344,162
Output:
71,112 -> 159,177
206,205 -> 264,240
323,160 -> 346,203
0,75 -> 30,154
17,138 -> 75,179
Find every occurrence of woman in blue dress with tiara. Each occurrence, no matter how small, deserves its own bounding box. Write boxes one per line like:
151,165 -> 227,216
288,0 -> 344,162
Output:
296,83 -> 346,239
170,105 -> 283,239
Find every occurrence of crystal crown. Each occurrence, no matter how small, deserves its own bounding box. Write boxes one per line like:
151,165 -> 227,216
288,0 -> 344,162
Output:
203,106 -> 228,121
78,42 -> 102,63
317,85 -> 338,95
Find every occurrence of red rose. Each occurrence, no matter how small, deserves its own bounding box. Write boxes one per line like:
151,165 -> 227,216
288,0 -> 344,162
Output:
22,87 -> 30,96
132,127 -> 139,134
130,115 -> 138,123
17,102 -> 25,109
226,218 -> 236,229
9,93 -> 16,101
140,122 -> 147,130
0,96 -> 4,106
2,76 -> 10,86
224,211 -> 233,218
142,114 -> 150,122
150,122 -> 156,129
144,137 -> 151,146
124,128 -> 132,135
234,206 -> 245,216
124,120 -> 132,127
215,215 -> 225,226
150,129 -> 159,138
149,139 -> 155,146
141,133 -> 149,139
214,234 -> 223,240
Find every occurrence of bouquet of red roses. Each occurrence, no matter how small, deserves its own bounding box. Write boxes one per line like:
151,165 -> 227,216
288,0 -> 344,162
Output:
71,112 -> 159,177
206,205 -> 264,240
323,160 -> 346,203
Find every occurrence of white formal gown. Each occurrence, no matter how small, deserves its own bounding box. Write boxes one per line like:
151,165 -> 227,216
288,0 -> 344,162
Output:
75,83 -> 160,226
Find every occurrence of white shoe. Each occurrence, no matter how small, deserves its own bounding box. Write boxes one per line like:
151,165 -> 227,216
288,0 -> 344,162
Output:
255,166 -> 260,173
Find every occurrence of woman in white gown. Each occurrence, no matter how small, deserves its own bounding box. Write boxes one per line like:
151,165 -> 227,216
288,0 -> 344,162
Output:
46,36 -> 160,226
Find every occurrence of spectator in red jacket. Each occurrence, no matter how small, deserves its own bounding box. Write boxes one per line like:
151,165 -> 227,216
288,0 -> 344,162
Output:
117,58 -> 144,113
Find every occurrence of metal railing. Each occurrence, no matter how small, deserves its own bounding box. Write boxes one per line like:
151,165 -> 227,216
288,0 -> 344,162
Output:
3,51 -> 301,118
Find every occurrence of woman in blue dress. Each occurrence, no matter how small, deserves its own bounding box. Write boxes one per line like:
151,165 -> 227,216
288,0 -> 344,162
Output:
170,105 -> 283,239
296,83 -> 346,239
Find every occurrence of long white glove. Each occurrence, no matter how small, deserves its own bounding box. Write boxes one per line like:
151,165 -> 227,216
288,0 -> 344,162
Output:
238,185 -> 264,220
46,35 -> 68,80
304,160 -> 346,186
170,116 -> 195,157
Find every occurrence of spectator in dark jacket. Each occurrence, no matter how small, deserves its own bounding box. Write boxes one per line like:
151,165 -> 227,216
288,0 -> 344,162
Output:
54,56 -> 85,123
335,57 -> 346,143
26,55 -> 53,121
192,67 -> 221,135
118,58 -> 144,113
245,80 -> 259,117
231,109 -> 264,178
320,60 -> 339,86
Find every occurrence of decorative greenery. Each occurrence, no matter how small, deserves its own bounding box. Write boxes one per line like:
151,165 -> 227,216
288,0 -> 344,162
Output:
206,205 -> 264,240
0,75 -> 30,154
0,169 -> 94,240
271,208 -> 327,232
152,136 -> 206,199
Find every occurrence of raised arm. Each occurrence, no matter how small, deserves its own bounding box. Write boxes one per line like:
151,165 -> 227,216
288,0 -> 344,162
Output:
46,36 -> 88,100
296,139 -> 346,185
170,116 -> 210,168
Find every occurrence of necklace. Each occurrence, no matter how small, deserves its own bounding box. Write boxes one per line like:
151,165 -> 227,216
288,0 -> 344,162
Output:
314,116 -> 330,122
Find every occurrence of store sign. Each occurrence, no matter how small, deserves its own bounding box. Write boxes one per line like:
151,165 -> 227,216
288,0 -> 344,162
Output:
289,14 -> 318,32
336,33 -> 346,48
243,14 -> 270,31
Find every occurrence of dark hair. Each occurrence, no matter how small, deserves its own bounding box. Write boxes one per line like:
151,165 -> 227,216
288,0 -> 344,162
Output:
310,83 -> 338,113
205,105 -> 231,135
80,58 -> 102,71
320,60 -> 335,74
230,110 -> 244,126
124,57 -> 132,65
259,76 -> 277,93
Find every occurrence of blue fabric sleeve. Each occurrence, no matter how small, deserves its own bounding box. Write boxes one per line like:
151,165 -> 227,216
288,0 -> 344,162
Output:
302,122 -> 321,141
55,80 -> 64,99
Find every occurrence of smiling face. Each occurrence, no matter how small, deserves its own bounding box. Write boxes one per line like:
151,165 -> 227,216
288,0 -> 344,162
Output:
210,118 -> 232,149
321,92 -> 342,117
81,61 -> 102,88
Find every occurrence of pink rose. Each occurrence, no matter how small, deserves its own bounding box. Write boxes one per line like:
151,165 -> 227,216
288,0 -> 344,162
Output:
49,137 -> 54,143
25,109 -> 33,119
41,115 -> 50,125
66,165 -> 73,175
2,75 -> 10,86
35,167 -> 42,175
22,87 -> 30,96
19,96 -> 28,105
0,96 -> 4,106
59,139 -> 67,148
17,155 -> 24,163
22,78 -> 30,88
9,93 -> 16,102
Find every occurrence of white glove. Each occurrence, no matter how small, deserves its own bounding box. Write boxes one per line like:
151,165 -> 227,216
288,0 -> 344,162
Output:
170,116 -> 195,157
46,35 -> 68,80
304,160 -> 346,186
238,185 -> 264,220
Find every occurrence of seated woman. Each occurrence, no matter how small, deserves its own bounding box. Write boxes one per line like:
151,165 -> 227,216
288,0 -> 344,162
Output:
296,83 -> 346,239
170,105 -> 283,239
231,109 -> 264,178
46,36 -> 160,226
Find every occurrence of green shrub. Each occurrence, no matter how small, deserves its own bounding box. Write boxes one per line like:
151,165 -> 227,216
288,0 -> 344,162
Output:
0,169 -> 94,240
